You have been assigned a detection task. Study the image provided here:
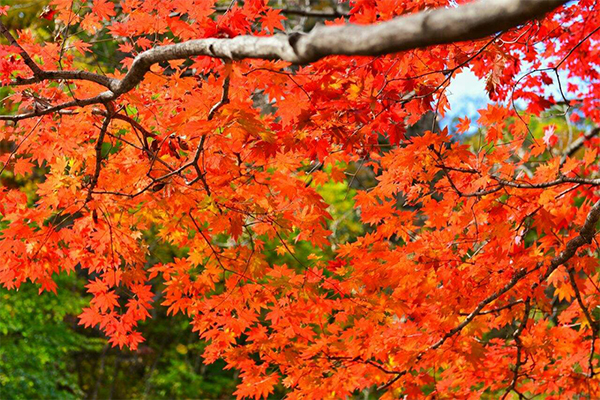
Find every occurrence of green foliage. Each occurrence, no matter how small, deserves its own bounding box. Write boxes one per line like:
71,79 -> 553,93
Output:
0,177 -> 364,399
319,180 -> 363,245
0,245 -> 239,399
0,0 -> 50,32
263,178 -> 363,268
0,273 -> 92,399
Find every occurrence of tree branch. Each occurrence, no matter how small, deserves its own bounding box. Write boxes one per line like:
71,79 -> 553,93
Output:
9,70 -> 117,90
186,73 -> 230,192
86,111 -> 112,203
380,198 -> 600,390
0,20 -> 43,76
0,21 -> 117,90
502,300 -> 531,400
440,171 -> 600,198
544,199 -> 600,274
458,299 -> 524,316
0,92 -> 114,122
493,176 -> 600,189
0,0 -> 567,116
214,6 -> 348,18
567,267 -> 599,377
111,0 -> 566,95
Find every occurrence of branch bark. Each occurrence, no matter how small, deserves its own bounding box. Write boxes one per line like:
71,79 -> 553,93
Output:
86,111 -> 112,203
0,0 -> 567,106
214,6 -> 348,18
111,0 -> 566,95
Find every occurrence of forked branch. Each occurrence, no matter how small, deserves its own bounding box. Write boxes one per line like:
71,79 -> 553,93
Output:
380,198 -> 600,390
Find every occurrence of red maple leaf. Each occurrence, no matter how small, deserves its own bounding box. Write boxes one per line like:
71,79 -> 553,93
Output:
260,8 -> 286,33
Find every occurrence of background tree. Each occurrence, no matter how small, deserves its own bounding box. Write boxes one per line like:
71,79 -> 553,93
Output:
0,0 -> 599,398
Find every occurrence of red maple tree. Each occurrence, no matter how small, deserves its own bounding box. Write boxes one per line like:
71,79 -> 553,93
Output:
1,0 -> 599,398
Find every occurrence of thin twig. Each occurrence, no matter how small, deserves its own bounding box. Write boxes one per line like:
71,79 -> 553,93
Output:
567,267 -> 599,378
85,109 -> 112,203
502,300 -> 532,400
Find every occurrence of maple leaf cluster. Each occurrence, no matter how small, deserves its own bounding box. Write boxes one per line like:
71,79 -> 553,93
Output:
0,0 -> 599,398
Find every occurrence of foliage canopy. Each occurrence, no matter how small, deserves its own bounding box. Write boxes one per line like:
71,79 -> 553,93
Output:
1,0 -> 599,398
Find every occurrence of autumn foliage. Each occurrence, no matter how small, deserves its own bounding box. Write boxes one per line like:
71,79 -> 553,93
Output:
1,0 -> 600,398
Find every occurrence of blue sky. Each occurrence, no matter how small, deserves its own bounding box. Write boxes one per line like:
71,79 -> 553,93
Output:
441,65 -> 580,135
441,70 -> 488,134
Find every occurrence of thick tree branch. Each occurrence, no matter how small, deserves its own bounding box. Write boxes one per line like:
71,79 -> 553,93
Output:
0,0 -> 567,113
9,70 -> 117,90
111,0 -> 566,95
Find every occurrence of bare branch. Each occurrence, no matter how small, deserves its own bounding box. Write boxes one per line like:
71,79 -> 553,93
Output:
110,0 -> 567,95
0,21 -> 116,90
9,70 -> 117,90
502,300 -> 532,400
0,92 -> 114,122
493,176 -> 600,189
442,173 -> 600,198
0,0 -> 567,116
85,111 -> 112,203
567,267 -> 599,377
